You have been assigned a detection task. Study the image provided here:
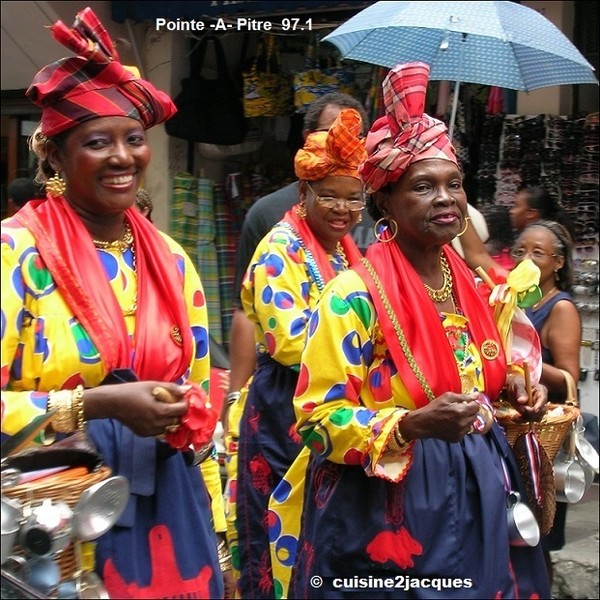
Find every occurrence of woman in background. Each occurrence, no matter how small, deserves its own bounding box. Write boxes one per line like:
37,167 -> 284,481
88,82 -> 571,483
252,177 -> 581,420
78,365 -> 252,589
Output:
236,108 -> 366,598
511,220 -> 581,584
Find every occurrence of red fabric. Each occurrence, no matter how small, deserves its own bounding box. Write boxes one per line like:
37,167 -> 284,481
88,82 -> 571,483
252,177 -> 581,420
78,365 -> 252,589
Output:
15,197 -> 192,382
282,207 -> 363,281
26,7 -> 175,135
357,240 -> 507,408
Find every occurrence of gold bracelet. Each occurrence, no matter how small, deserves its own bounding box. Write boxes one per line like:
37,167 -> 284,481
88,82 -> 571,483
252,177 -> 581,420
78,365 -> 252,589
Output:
72,385 -> 86,431
48,389 -> 75,432
386,420 -> 409,454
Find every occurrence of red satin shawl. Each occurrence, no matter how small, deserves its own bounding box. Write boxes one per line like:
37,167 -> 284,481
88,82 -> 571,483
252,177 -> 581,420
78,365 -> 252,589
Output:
282,207 -> 363,281
15,197 -> 192,382
358,241 -> 507,408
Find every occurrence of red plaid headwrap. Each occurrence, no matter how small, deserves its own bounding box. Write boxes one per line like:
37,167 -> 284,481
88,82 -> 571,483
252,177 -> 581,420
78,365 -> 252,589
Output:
26,7 -> 176,136
294,108 -> 367,181
360,62 -> 457,193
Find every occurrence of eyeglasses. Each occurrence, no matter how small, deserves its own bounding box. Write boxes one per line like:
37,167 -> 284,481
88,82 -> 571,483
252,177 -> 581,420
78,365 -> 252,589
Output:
305,182 -> 366,212
510,248 -> 558,261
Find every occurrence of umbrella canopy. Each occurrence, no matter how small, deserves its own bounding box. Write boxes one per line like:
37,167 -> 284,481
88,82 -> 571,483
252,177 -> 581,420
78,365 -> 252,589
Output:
323,1 -> 597,91
323,1 -> 598,137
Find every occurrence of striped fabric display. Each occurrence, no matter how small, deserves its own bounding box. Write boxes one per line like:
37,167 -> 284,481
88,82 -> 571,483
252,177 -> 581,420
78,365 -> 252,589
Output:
197,178 -> 216,242
213,183 -> 238,346
170,173 -> 199,266
188,178 -> 221,344
197,240 -> 222,345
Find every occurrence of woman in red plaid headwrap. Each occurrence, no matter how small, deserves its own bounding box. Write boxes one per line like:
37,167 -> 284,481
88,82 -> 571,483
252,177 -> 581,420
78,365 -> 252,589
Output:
283,63 -> 551,599
1,8 -> 225,599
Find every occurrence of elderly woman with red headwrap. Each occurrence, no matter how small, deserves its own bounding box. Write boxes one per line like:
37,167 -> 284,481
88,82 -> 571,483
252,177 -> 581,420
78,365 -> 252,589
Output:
284,63 -> 551,599
1,8 -> 224,599
234,108 -> 365,598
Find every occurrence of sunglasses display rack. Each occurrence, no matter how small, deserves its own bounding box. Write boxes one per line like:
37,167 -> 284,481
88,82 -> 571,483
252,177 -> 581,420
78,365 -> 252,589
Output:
475,112 -> 598,253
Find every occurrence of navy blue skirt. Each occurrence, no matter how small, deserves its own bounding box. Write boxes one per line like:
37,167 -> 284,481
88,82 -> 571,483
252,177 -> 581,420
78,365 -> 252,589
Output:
236,355 -> 303,599
290,424 -> 550,599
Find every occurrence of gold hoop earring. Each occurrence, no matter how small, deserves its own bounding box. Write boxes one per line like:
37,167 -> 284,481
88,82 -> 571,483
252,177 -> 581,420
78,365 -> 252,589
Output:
456,216 -> 470,238
45,172 -> 66,198
295,202 -> 307,219
374,217 -> 398,243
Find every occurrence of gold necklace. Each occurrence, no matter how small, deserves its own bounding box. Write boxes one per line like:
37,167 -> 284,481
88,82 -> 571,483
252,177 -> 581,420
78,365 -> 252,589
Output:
335,242 -> 349,269
532,286 -> 558,310
93,222 -> 137,316
92,222 -> 134,252
423,254 -> 453,303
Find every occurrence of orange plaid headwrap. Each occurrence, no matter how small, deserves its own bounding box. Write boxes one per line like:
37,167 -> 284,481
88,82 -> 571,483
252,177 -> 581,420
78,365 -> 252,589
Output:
360,62 -> 457,193
27,7 -> 176,136
294,108 -> 367,181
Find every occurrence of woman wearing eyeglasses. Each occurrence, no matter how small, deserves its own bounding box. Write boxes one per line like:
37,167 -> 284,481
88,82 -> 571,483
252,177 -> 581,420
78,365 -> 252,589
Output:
511,220 -> 581,585
235,108 -> 365,598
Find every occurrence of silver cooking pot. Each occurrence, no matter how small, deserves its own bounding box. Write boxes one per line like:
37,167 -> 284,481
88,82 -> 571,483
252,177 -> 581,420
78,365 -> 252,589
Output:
506,491 -> 540,547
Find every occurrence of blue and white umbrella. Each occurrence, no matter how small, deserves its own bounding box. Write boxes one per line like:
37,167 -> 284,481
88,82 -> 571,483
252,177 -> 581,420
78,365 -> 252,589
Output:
323,1 -> 598,137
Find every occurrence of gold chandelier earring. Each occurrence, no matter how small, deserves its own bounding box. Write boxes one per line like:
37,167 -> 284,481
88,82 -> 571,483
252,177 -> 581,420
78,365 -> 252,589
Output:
295,202 -> 307,219
45,172 -> 66,198
374,217 -> 398,243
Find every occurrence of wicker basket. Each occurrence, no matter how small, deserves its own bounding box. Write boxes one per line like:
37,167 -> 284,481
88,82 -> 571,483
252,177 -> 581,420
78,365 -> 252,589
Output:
497,403 -> 580,462
3,465 -> 111,582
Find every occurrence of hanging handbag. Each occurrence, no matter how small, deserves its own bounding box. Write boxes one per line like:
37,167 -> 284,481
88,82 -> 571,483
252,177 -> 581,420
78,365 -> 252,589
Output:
293,37 -> 357,114
165,35 -> 246,145
243,35 -> 293,118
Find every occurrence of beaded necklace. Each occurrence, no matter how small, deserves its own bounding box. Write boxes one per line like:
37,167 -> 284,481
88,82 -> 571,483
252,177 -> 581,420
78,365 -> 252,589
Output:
279,221 -> 340,292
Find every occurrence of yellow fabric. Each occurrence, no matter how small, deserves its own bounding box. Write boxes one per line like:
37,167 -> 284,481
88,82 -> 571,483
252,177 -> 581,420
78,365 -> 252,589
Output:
488,259 -> 540,358
200,454 -> 226,533
222,382 -> 250,594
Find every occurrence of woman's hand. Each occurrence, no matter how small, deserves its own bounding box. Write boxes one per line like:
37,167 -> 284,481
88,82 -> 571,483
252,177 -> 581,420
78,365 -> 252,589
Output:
505,375 -> 547,422
83,381 -> 190,437
400,392 -> 481,443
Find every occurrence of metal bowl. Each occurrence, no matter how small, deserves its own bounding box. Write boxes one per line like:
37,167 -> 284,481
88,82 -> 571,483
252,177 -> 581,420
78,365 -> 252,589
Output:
72,476 -> 129,541
1,495 -> 24,564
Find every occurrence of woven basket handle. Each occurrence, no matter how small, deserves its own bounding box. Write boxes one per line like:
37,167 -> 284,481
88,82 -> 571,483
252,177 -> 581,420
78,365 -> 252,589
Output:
558,368 -> 579,407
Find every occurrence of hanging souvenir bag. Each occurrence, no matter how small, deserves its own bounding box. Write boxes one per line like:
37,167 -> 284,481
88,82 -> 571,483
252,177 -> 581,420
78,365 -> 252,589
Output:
243,35 -> 293,117
293,37 -> 357,114
165,36 -> 246,144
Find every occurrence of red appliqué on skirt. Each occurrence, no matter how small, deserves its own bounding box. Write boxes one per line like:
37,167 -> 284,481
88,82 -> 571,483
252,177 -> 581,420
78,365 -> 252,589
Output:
249,453 -> 273,495
366,527 -> 423,569
102,524 -> 214,598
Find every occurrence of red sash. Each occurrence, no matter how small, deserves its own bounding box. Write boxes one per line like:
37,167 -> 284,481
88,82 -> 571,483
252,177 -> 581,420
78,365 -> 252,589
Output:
15,197 -> 192,382
356,241 -> 506,408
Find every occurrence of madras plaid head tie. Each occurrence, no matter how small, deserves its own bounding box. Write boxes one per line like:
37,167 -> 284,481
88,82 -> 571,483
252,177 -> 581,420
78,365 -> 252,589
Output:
26,7 -> 176,137
360,62 -> 458,194
294,108 -> 367,181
